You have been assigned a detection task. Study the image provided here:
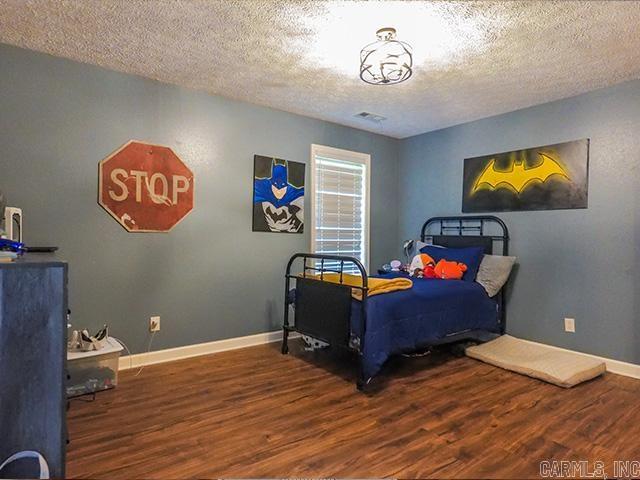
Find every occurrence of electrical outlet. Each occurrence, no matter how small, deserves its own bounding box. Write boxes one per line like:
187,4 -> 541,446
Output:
149,316 -> 161,332
564,317 -> 575,333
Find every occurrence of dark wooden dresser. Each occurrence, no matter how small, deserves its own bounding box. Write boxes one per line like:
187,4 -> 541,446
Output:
0,256 -> 67,478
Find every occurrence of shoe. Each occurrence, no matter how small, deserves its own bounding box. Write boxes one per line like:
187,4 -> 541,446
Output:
80,330 -> 96,351
67,330 -> 81,351
94,324 -> 108,342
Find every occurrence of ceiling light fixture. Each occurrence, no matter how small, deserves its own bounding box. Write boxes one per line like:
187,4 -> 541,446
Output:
359,27 -> 413,85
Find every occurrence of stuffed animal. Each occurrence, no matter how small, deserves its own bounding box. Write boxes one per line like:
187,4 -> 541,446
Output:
390,260 -> 402,272
409,253 -> 467,280
409,253 -> 435,276
423,264 -> 437,278
432,259 -> 467,280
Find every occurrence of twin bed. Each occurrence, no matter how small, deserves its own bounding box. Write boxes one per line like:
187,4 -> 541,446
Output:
282,215 -> 510,390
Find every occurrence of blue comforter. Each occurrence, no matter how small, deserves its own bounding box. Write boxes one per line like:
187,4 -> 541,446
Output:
350,274 -> 499,379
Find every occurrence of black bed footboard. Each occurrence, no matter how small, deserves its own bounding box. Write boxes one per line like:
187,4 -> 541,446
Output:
282,253 -> 370,389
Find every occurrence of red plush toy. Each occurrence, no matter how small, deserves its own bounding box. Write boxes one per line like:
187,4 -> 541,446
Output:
424,259 -> 467,280
423,264 -> 437,278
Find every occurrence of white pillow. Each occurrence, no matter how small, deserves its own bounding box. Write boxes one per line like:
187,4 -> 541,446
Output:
476,254 -> 516,297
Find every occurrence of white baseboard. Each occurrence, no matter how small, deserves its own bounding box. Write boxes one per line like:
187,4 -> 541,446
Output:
118,330 -> 293,370
517,337 -> 640,380
118,330 -> 640,381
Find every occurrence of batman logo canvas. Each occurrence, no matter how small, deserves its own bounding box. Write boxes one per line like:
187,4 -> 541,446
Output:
253,155 -> 305,233
462,139 -> 589,213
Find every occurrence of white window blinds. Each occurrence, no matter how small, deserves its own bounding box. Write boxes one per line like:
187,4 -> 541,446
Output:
311,145 -> 370,272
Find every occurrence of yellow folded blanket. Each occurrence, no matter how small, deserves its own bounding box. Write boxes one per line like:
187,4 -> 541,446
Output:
305,273 -> 413,300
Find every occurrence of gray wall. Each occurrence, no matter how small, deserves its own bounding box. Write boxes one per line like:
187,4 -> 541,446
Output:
3,41 -> 638,366
398,80 -> 640,364
0,44 -> 399,353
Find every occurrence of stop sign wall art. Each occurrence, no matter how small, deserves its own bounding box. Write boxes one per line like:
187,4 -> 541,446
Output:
98,141 -> 194,232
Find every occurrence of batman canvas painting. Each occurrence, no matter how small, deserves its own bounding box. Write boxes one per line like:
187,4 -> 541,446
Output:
462,139 -> 589,213
253,155 -> 305,233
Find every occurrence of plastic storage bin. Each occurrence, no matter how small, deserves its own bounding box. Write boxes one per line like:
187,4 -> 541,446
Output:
66,337 -> 123,398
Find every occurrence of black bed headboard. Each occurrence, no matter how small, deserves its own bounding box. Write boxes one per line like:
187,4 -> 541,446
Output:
420,216 -> 509,256
421,215 -> 510,334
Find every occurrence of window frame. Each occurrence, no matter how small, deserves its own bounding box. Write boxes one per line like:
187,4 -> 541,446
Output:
310,144 -> 371,271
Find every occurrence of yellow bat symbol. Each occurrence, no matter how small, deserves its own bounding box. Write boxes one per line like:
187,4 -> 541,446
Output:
472,152 -> 570,195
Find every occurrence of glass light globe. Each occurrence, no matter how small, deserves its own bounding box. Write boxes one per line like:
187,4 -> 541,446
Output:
360,27 -> 413,85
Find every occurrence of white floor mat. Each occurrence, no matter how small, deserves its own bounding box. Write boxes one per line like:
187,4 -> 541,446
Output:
465,335 -> 605,388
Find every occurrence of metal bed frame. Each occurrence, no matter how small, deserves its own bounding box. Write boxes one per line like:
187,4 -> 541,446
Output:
282,215 -> 510,391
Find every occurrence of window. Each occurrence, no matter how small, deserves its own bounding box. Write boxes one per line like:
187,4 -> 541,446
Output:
310,144 -> 370,273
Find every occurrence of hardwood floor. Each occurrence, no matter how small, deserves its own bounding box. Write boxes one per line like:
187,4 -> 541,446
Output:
67,339 -> 640,479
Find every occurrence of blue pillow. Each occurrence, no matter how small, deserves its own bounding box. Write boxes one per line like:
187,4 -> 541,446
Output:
419,245 -> 484,282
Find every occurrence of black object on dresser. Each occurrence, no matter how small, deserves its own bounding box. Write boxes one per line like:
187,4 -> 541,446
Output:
0,256 -> 68,479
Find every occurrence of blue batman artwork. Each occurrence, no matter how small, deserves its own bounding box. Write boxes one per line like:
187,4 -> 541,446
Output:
253,156 -> 305,233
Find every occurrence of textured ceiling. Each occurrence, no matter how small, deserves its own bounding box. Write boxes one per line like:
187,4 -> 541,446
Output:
1,1 -> 640,138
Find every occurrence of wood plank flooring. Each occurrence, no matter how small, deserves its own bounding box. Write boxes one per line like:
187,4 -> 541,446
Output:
67,339 -> 640,479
